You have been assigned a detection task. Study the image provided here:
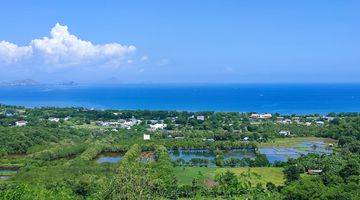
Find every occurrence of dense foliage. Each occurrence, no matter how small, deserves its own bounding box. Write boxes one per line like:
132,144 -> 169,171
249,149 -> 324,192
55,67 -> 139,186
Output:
0,105 -> 360,199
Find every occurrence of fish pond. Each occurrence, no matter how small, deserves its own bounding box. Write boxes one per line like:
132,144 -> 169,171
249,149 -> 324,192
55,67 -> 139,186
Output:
0,168 -> 19,181
259,139 -> 333,163
169,138 -> 334,165
95,138 -> 334,165
95,151 -> 155,164
95,152 -> 124,164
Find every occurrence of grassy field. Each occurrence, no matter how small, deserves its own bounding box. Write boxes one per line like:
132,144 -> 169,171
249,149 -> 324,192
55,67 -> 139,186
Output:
257,137 -> 337,148
174,167 -> 284,186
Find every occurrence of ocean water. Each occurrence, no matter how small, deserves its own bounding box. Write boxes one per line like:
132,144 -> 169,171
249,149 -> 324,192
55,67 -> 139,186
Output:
0,84 -> 360,114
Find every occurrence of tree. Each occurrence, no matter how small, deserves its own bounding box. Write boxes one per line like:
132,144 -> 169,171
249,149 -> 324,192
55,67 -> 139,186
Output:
339,159 -> 360,182
213,170 -> 242,197
283,165 -> 301,183
266,182 -> 277,192
215,153 -> 224,167
283,177 -> 325,200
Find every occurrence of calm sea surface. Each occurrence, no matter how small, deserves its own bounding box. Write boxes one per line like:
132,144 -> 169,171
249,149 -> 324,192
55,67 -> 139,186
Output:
0,84 -> 360,114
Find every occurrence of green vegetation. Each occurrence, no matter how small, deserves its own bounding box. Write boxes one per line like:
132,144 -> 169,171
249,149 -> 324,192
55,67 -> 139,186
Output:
174,167 -> 284,186
0,104 -> 360,199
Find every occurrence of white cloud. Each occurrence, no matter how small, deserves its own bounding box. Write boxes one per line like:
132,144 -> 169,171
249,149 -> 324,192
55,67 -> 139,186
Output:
0,23 -> 136,67
0,41 -> 32,64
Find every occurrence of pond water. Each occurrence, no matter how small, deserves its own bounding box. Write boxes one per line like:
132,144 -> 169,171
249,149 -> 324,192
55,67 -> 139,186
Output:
169,140 -> 333,164
169,149 -> 256,163
95,152 -> 124,164
0,170 -> 18,174
95,151 -> 155,164
0,176 -> 11,180
259,140 -> 333,163
0,169 -> 18,181
96,139 -> 333,164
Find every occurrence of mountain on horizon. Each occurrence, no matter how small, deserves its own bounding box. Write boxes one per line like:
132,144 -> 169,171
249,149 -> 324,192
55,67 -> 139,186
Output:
0,79 -> 40,86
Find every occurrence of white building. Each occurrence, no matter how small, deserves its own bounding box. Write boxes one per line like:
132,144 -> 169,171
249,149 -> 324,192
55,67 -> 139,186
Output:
323,116 -> 334,121
259,113 -> 272,119
149,123 -> 167,131
15,120 -> 28,127
143,134 -> 150,140
316,121 -> 325,126
202,138 -> 215,142
97,121 -> 120,127
48,117 -> 60,122
278,119 -> 292,124
250,113 -> 260,119
305,122 -> 312,126
279,130 -> 291,136
196,116 -> 205,121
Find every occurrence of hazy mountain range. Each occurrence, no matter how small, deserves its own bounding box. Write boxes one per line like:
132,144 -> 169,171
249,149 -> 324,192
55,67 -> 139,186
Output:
0,79 -> 77,87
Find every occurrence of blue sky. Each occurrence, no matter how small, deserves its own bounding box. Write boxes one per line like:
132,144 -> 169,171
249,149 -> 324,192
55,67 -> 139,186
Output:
0,0 -> 359,83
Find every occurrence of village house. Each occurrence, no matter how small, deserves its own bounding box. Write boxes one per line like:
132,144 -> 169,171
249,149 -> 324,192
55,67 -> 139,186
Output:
306,116 -> 319,121
149,123 -> 167,131
64,116 -> 71,121
143,134 -> 150,140
276,117 -> 284,122
15,120 -> 28,127
307,169 -> 322,175
323,116 -> 334,121
305,122 -> 312,126
202,138 -> 215,142
316,121 -> 325,126
278,118 -> 292,124
96,121 -> 120,127
149,119 -> 161,124
259,113 -> 272,119
48,117 -> 60,122
4,110 -> 14,117
196,115 -> 205,121
279,130 -> 291,136
251,113 -> 272,120
171,117 -> 178,122
96,121 -> 110,126
120,118 -> 141,129
250,113 -> 260,119
292,117 -> 300,123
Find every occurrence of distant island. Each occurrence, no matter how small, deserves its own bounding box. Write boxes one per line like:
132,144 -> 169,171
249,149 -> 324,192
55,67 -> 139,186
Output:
0,79 -> 78,87
0,79 -> 40,86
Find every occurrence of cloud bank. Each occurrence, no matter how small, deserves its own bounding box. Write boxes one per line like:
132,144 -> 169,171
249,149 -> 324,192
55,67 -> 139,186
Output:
0,23 -> 136,67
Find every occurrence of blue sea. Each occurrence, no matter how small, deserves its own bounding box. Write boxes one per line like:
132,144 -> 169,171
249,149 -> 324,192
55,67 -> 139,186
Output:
0,84 -> 360,114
